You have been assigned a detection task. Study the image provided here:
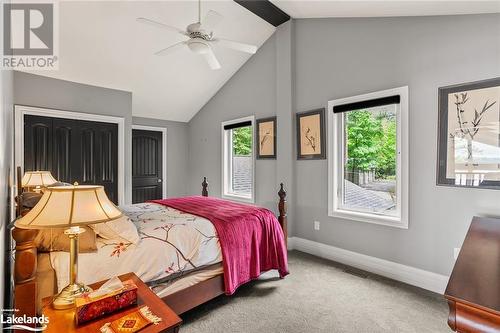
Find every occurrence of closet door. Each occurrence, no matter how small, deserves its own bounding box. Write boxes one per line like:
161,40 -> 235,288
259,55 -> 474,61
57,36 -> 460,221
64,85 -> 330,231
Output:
24,115 -> 119,204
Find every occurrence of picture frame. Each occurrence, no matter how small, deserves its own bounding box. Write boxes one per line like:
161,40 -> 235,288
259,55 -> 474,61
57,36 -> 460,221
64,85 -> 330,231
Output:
437,77 -> 500,189
256,117 -> 277,159
296,108 -> 326,160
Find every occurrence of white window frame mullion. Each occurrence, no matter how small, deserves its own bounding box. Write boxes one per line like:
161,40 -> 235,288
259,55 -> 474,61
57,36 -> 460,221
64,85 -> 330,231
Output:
328,86 -> 409,229
221,115 -> 255,204
229,130 -> 234,193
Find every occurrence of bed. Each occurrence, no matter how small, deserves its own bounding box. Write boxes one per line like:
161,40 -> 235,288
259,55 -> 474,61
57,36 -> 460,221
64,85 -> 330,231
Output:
12,176 -> 289,319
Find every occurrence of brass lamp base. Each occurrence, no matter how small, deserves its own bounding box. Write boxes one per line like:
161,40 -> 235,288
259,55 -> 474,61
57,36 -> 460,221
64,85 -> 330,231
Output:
53,283 -> 92,310
52,227 -> 93,310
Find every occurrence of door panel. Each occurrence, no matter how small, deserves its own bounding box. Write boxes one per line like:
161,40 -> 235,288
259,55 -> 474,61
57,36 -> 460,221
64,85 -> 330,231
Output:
95,124 -> 118,202
132,129 -> 163,204
81,128 -> 96,184
100,131 -> 113,182
24,115 -> 53,172
24,114 -> 119,204
53,125 -> 72,182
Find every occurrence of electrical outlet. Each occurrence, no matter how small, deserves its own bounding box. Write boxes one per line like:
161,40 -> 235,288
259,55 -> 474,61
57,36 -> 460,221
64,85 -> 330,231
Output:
453,247 -> 461,260
314,221 -> 320,231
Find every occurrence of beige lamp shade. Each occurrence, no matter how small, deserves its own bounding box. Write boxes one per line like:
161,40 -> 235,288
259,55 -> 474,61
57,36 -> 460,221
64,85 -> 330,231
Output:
15,185 -> 123,229
22,171 -> 58,188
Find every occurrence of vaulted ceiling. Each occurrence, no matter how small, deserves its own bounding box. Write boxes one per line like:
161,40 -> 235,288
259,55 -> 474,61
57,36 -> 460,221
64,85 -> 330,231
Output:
23,1 -> 275,122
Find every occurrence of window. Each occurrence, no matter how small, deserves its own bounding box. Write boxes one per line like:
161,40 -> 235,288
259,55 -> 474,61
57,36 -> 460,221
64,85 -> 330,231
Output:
328,87 -> 409,228
222,116 -> 255,203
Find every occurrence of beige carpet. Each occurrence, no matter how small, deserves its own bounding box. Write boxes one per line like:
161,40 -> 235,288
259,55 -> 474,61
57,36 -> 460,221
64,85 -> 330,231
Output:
180,251 -> 449,333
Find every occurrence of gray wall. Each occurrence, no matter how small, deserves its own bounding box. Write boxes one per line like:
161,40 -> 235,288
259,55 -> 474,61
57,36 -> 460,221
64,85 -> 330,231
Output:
189,14 -> 500,277
133,117 -> 189,198
13,71 -> 133,203
294,14 -> 500,276
188,34 -> 278,212
1,69 -> 14,309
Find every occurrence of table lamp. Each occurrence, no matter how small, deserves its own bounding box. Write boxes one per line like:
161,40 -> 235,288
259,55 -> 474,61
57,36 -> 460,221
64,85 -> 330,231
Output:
15,184 -> 123,309
21,170 -> 58,191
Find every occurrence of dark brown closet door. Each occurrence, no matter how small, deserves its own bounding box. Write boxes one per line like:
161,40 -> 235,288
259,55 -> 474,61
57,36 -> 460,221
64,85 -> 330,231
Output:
24,115 -> 118,204
132,129 -> 163,204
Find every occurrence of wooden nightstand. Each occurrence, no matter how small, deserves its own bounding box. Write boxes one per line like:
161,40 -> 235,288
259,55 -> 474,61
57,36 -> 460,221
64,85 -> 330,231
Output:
42,273 -> 182,333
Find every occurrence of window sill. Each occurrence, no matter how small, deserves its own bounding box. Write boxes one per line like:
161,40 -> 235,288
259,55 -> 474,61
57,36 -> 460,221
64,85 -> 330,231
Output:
329,209 -> 408,229
222,193 -> 255,204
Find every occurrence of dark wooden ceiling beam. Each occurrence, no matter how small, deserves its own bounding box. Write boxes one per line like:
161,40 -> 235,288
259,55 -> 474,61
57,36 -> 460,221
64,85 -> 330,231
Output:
234,0 -> 290,27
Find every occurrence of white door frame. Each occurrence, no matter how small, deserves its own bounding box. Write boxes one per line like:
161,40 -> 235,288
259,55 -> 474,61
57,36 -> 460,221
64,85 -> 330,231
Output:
132,125 -> 167,198
13,105 -> 126,211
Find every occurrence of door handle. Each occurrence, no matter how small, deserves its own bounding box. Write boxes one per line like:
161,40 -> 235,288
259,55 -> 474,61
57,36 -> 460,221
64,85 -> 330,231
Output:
157,179 -> 162,183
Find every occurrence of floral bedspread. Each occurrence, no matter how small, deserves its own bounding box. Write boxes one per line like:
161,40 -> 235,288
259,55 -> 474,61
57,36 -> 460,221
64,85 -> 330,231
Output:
50,203 -> 222,292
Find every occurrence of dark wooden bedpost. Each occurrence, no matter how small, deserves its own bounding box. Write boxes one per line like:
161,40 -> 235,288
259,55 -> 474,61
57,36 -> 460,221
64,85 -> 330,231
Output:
12,227 -> 38,318
202,177 -> 209,197
278,183 -> 288,248
13,166 -> 39,317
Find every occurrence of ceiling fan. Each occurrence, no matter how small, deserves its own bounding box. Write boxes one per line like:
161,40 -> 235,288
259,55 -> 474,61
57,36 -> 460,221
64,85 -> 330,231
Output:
137,0 -> 258,70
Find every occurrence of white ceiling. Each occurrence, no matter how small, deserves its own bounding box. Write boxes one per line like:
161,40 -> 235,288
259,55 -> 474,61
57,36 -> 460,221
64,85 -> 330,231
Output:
270,0 -> 500,19
24,1 -> 275,122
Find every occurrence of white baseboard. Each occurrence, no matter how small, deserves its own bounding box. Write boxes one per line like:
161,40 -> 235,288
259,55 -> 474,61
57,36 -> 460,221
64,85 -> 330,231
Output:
287,237 -> 449,295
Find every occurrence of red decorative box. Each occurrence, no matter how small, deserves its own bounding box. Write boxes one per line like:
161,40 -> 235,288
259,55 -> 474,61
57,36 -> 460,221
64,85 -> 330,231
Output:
75,280 -> 138,325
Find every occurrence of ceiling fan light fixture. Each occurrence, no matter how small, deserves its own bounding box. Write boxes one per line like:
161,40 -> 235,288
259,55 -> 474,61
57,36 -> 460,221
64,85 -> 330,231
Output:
187,39 -> 210,54
137,0 -> 258,70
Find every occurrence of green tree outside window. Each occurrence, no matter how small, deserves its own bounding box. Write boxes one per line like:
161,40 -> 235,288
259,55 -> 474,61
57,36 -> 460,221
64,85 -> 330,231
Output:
232,126 -> 252,156
346,109 -> 396,180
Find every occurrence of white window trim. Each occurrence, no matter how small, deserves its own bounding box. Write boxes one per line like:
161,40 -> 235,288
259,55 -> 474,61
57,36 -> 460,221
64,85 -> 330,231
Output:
132,125 -> 167,199
328,86 -> 409,229
221,115 -> 255,204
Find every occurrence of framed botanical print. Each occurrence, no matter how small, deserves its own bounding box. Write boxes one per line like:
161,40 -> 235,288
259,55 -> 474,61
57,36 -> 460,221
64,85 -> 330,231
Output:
296,108 -> 326,160
256,117 -> 277,159
437,77 -> 500,189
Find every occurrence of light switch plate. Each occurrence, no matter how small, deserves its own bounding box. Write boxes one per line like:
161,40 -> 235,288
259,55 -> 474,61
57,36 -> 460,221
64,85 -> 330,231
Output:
314,221 -> 320,230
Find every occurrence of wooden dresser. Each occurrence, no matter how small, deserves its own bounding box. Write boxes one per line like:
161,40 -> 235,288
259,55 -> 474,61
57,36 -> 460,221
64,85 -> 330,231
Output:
445,216 -> 500,333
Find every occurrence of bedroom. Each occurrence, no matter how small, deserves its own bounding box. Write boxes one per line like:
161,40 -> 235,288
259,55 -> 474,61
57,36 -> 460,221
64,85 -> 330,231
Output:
1,0 -> 499,332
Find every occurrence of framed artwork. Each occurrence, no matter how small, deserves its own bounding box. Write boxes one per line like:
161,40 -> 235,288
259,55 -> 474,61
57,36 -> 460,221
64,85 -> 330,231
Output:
437,77 -> 500,189
256,117 -> 276,159
296,108 -> 326,160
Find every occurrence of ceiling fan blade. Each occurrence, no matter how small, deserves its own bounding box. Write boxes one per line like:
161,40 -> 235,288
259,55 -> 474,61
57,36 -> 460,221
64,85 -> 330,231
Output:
137,17 -> 187,36
201,10 -> 223,31
154,41 -> 186,56
203,47 -> 221,70
213,38 -> 257,54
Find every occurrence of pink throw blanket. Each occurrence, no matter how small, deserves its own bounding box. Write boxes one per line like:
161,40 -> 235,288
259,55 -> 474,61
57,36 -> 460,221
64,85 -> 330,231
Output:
150,196 -> 289,294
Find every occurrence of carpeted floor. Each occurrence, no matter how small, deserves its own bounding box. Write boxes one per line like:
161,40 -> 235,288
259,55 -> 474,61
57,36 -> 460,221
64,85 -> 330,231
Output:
180,251 -> 449,333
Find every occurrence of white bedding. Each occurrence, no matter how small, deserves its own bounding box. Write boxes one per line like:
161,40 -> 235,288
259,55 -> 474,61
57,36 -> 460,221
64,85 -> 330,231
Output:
50,203 -> 222,292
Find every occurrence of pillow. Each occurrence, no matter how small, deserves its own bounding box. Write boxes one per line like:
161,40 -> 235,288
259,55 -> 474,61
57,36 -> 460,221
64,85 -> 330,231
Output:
90,216 -> 140,244
34,226 -> 97,253
20,192 -> 43,208
19,182 -> 72,209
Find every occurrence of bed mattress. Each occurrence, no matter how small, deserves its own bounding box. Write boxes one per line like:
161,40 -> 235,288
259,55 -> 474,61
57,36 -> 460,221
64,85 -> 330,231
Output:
49,203 -> 222,293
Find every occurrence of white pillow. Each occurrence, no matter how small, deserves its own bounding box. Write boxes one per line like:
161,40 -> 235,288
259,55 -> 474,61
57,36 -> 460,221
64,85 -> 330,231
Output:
91,216 -> 140,244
